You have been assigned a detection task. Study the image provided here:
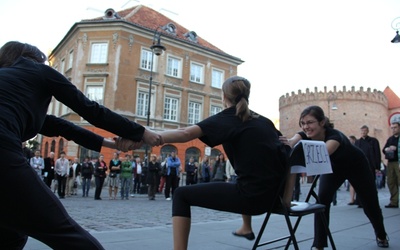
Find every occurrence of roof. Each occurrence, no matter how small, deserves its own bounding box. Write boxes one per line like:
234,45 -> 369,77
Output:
81,5 -> 242,62
383,86 -> 400,109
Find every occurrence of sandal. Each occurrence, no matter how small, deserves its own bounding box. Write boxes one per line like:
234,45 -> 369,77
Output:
376,236 -> 389,248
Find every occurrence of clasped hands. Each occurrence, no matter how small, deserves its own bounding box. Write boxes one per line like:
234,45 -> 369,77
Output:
114,129 -> 164,152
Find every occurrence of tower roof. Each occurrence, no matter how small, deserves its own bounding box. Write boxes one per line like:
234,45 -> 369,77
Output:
383,86 -> 400,109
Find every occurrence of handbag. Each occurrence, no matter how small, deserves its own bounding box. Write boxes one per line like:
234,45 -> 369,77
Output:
384,151 -> 395,160
110,172 -> 117,178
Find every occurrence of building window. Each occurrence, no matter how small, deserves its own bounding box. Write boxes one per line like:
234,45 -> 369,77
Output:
164,97 -> 179,121
68,50 -> 73,69
85,85 -> 104,105
211,68 -> 224,88
90,43 -> 108,63
185,147 -> 200,162
188,101 -> 202,124
136,91 -> 149,117
190,62 -> 204,83
210,105 -> 222,116
167,56 -> 182,78
60,59 -> 65,74
140,48 -> 153,71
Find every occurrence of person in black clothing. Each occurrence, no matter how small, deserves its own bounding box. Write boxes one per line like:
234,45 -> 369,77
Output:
355,125 -> 381,178
43,152 -> 55,188
382,122 -> 400,208
159,76 -> 288,250
94,155 -> 107,200
281,105 -> 388,249
0,41 -> 162,249
80,156 -> 94,197
185,156 -> 197,185
147,154 -> 160,200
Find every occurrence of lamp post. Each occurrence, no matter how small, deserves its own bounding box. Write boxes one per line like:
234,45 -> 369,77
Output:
391,17 -> 400,43
144,28 -> 166,165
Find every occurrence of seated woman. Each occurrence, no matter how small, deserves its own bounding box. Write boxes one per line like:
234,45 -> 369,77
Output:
159,76 -> 288,250
281,105 -> 388,249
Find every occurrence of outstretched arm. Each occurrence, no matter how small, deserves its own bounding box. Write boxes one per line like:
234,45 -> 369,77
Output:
160,125 -> 203,144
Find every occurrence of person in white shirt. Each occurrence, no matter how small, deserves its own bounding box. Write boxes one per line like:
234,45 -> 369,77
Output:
55,152 -> 69,199
30,150 -> 44,180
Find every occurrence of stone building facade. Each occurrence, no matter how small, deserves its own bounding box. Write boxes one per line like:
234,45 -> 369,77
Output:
40,5 -> 243,166
279,85 -> 400,160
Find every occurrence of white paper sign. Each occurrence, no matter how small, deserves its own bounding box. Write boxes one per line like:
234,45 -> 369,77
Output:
290,140 -> 333,176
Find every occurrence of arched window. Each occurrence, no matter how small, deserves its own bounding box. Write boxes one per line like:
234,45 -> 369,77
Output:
185,147 -> 200,163
50,140 -> 56,153
160,144 -> 177,161
58,139 -> 64,155
79,146 -> 99,163
210,148 -> 221,161
44,142 -> 49,158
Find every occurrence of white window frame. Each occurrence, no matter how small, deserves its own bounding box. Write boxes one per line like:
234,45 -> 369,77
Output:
90,42 -> 108,63
140,48 -> 154,71
188,101 -> 202,124
211,68 -> 224,89
60,58 -> 65,74
85,85 -> 104,105
210,105 -> 222,116
68,50 -> 73,69
136,89 -> 155,118
166,55 -> 182,78
163,97 -> 179,121
190,62 -> 204,84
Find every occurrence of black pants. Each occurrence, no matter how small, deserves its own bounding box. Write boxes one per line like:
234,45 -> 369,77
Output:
172,182 -> 276,217
312,157 -> 387,248
0,149 -> 104,249
57,174 -> 67,198
165,173 -> 178,198
94,176 -> 105,199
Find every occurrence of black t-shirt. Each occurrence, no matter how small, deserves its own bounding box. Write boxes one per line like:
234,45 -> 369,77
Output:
197,107 -> 287,197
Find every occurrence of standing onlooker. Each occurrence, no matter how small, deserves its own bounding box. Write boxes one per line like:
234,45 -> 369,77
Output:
108,152 -> 121,200
120,154 -> 133,200
147,154 -> 160,200
212,153 -> 226,182
355,125 -> 381,178
66,158 -> 80,196
133,157 -> 143,195
80,156 -> 94,197
382,122 -> 400,208
30,150 -> 44,180
158,156 -> 168,193
55,152 -> 69,199
225,159 -> 237,183
22,141 -> 33,163
165,151 -> 181,200
94,154 -> 107,200
43,152 -> 55,188
201,156 -> 211,183
185,157 -> 197,185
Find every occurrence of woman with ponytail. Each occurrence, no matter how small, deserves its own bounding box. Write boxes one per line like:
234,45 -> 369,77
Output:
158,76 -> 288,250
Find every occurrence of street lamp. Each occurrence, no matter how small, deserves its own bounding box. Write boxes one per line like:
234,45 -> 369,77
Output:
391,17 -> 400,43
144,28 -> 166,165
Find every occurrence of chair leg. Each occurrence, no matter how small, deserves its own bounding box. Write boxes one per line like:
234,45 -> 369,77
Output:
252,212 -> 273,250
283,214 -> 299,250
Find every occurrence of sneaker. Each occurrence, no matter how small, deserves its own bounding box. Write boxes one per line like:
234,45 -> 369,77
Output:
130,194 -> 135,197
384,204 -> 398,208
166,197 -> 171,201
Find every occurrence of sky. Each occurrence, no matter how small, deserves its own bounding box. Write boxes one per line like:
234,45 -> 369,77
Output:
1,0 -> 400,121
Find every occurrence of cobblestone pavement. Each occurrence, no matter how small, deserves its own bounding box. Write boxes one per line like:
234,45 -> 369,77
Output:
58,180 -> 391,233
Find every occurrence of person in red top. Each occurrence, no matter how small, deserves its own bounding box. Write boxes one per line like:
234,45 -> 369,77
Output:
0,41 -> 161,249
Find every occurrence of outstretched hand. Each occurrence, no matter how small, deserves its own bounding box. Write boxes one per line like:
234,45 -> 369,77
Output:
142,128 -> 163,146
113,137 -> 143,152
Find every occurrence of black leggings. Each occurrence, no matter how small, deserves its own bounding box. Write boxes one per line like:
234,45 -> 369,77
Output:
172,182 -> 275,218
0,149 -> 104,249
312,157 -> 387,248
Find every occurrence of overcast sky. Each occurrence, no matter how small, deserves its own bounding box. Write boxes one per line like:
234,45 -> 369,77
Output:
1,0 -> 400,121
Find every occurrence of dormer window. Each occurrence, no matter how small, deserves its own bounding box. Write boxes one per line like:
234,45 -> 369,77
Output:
184,31 -> 198,43
162,23 -> 177,35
